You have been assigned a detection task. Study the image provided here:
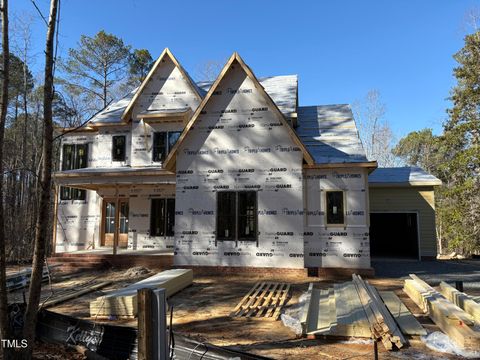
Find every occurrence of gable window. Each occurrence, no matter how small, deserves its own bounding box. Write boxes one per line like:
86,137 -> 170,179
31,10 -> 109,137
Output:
326,191 -> 345,225
150,198 -> 175,236
217,191 -> 257,241
153,131 -> 181,162
112,135 -> 126,161
60,144 -> 88,200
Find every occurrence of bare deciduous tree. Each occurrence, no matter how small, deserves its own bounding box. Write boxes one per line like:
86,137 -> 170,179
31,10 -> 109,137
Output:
352,89 -> 399,167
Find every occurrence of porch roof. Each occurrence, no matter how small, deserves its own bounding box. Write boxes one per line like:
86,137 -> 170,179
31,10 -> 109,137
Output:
53,166 -> 176,190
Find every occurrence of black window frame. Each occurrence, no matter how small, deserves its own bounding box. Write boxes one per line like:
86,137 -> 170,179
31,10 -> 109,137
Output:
152,131 -> 181,162
60,143 -> 88,201
325,190 -> 345,225
150,198 -> 175,237
112,135 -> 126,162
216,191 -> 257,242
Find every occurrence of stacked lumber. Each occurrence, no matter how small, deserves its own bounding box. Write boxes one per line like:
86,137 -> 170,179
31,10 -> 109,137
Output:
439,281 -> 480,324
41,279 -> 112,308
404,274 -> 480,350
6,265 -> 59,291
379,291 -> 426,336
301,277 -> 412,350
89,269 -> 193,318
352,274 -> 407,350
230,282 -> 290,320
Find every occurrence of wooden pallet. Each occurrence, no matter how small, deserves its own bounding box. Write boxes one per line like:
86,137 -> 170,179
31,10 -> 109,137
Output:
231,282 -> 290,320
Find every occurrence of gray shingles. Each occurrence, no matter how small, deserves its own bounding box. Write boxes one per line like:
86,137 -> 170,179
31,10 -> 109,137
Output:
296,105 -> 369,164
369,167 -> 442,185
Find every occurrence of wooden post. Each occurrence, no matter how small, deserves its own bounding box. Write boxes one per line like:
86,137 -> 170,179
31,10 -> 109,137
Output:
113,186 -> 119,255
138,288 -> 153,360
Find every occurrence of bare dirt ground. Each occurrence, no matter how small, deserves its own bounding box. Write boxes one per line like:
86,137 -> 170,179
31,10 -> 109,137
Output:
9,260 -> 480,359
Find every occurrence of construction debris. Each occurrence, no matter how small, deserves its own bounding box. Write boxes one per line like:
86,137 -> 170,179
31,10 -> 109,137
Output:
301,275 -> 409,351
230,282 -> 290,320
6,265 -> 59,292
438,281 -> 480,324
89,269 -> 193,318
41,280 -> 112,309
404,274 -> 480,350
378,291 -> 427,336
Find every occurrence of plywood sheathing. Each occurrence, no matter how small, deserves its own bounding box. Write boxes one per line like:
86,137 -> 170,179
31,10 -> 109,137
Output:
89,269 -> 193,317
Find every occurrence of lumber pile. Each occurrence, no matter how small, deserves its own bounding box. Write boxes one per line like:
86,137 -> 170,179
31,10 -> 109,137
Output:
438,281 -> 480,324
301,276 -> 410,350
230,282 -> 290,320
89,269 -> 193,318
378,291 -> 426,336
41,279 -> 112,308
352,274 -> 407,350
404,274 -> 480,350
6,265 -> 59,291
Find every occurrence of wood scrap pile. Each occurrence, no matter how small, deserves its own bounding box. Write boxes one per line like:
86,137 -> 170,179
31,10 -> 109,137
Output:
230,282 -> 290,320
404,274 -> 480,350
89,269 -> 193,318
301,274 -> 418,351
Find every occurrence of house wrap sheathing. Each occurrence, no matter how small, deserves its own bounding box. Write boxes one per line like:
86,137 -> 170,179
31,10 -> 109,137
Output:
54,49 -> 384,270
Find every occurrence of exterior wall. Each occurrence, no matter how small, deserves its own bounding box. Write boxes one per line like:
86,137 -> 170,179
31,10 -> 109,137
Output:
174,64 -> 305,268
55,189 -> 101,252
304,168 -> 371,269
368,186 -> 437,258
98,186 -> 176,251
91,126 -> 131,168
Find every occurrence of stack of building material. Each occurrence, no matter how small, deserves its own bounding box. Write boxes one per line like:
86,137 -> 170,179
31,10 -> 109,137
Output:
352,274 -> 407,350
438,281 -> 480,324
89,269 -> 193,318
378,291 -> 427,336
404,274 -> 480,350
301,276 -> 409,350
230,282 -> 290,320
6,265 -> 59,291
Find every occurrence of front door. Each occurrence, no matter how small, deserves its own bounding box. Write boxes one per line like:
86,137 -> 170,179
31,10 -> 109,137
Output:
102,199 -> 129,248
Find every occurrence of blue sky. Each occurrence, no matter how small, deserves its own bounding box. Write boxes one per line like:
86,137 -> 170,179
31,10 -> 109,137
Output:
11,0 -> 479,139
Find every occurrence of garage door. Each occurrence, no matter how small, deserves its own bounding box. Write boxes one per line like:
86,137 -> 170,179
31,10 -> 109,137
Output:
370,213 -> 419,259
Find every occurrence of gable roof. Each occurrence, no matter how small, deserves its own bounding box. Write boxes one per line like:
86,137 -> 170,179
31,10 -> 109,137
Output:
120,48 -> 203,122
296,105 -> 374,165
197,75 -> 298,116
163,52 -> 315,170
369,167 -> 442,187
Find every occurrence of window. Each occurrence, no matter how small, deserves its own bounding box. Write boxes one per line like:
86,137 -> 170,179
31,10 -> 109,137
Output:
326,191 -> 345,225
60,143 -> 88,200
217,191 -> 257,241
152,131 -> 181,162
150,198 -> 175,236
112,135 -> 126,161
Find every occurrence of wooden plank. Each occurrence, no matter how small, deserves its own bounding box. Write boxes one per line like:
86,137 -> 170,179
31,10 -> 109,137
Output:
379,291 -> 426,336
42,281 -> 112,308
237,282 -> 266,317
230,282 -> 260,316
256,282 -> 280,318
137,288 -> 153,360
439,281 -> 480,324
305,287 -> 321,334
300,283 -> 314,331
273,284 -> 290,320
405,275 -> 480,350
247,282 -> 273,317
316,288 -> 336,334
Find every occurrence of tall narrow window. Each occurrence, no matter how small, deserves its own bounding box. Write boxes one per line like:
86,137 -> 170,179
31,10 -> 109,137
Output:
112,135 -> 126,161
238,192 -> 257,240
60,144 -> 88,200
217,192 -> 236,240
326,191 -> 345,225
150,198 -> 175,237
153,132 -> 167,162
216,191 -> 257,241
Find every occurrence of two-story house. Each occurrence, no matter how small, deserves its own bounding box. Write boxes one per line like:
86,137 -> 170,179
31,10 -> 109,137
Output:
53,49 -> 441,273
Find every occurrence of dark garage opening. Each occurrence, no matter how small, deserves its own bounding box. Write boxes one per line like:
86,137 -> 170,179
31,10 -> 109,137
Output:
370,213 -> 419,259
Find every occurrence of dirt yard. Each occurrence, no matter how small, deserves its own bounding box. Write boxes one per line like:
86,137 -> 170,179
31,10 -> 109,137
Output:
9,261 -> 476,360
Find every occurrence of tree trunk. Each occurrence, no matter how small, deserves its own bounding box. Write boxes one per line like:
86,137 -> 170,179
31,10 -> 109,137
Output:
0,0 -> 11,353
21,0 -> 58,358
